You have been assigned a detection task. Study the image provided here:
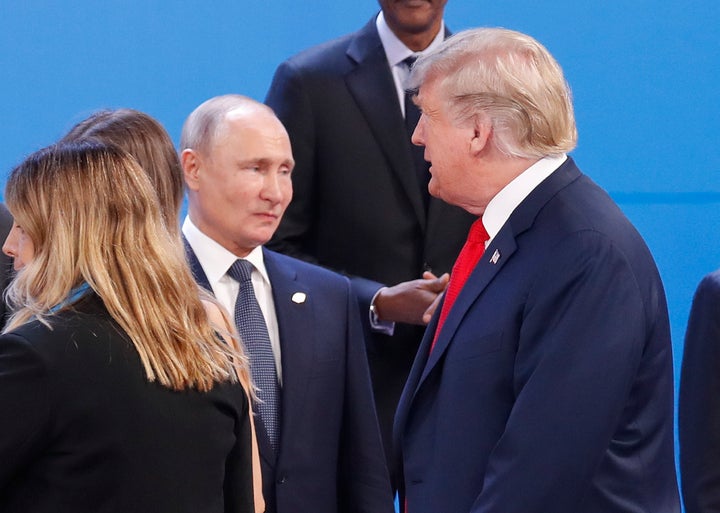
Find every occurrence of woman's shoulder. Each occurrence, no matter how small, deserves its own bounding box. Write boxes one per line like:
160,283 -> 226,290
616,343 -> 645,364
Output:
201,299 -> 236,344
201,299 -> 229,328
2,294 -> 122,358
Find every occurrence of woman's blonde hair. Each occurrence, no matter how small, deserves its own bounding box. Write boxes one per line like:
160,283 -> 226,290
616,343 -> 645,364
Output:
4,140 -> 241,392
409,27 -> 577,159
61,109 -> 184,237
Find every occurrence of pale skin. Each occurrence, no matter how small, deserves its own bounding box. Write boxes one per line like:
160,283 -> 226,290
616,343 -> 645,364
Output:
2,221 -> 34,270
411,77 -> 536,217
182,105 -> 295,259
400,77 -> 536,323
183,102 -> 448,327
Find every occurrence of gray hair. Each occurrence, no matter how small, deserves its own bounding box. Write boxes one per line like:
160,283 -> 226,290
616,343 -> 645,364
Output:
180,94 -> 276,155
409,27 -> 577,159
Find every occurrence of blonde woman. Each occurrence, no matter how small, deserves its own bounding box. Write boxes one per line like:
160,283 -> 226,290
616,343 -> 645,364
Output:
0,141 -> 254,512
61,109 -> 264,512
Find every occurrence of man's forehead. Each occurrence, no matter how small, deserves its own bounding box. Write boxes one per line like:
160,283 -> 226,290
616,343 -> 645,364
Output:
415,79 -> 441,108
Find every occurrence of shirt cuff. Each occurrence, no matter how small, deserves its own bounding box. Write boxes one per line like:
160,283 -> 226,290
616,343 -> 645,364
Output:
369,288 -> 395,336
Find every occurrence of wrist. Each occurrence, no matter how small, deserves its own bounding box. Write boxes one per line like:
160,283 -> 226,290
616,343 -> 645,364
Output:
370,287 -> 387,322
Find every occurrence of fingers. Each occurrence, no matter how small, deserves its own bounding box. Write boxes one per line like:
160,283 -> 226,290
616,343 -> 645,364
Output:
422,291 -> 445,325
420,272 -> 449,293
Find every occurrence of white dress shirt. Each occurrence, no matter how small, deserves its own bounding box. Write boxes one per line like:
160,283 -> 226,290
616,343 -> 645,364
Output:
376,11 -> 446,117
369,13 -> 446,333
482,155 -> 568,246
182,216 -> 283,383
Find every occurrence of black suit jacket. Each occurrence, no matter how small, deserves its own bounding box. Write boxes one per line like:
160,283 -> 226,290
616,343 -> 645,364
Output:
185,243 -> 394,513
394,158 -> 680,513
265,16 -> 475,474
680,269 -> 720,513
0,294 -> 254,513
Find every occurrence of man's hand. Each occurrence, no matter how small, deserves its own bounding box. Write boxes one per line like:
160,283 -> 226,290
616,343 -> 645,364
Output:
373,271 -> 450,326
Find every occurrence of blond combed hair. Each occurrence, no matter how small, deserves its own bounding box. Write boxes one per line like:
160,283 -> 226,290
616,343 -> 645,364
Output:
409,27 -> 578,159
4,140 -> 242,392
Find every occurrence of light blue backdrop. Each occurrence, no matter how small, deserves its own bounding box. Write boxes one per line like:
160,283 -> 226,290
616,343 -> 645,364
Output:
2,0 -> 719,491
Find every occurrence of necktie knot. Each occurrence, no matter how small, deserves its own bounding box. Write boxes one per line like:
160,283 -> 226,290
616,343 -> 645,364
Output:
403,54 -> 418,70
228,259 -> 253,284
467,218 -> 490,245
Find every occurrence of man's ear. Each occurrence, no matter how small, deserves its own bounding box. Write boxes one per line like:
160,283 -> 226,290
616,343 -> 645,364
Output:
181,149 -> 201,191
469,115 -> 492,156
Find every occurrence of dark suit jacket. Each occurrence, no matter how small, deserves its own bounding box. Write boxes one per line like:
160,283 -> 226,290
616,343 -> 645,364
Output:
265,16 -> 475,473
394,158 -> 680,513
0,294 -> 254,513
680,269 -> 720,513
0,203 -> 14,329
185,244 -> 394,513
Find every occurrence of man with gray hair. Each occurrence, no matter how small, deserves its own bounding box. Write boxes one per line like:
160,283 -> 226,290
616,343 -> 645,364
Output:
180,95 -> 394,513
393,28 -> 680,513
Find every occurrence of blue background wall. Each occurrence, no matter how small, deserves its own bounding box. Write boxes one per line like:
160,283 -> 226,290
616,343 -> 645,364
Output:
2,0 -> 719,487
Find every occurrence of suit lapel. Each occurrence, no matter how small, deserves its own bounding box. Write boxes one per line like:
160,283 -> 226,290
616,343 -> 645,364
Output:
262,249 -> 314,462
345,18 -> 427,228
417,232 -> 517,388
183,237 -> 212,292
413,157 -> 584,392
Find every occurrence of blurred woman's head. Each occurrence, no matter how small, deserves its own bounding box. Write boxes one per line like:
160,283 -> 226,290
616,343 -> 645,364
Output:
62,109 -> 184,235
3,140 -> 239,391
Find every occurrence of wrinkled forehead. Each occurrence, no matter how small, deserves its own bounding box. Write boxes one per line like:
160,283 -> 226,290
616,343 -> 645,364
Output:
212,110 -> 294,165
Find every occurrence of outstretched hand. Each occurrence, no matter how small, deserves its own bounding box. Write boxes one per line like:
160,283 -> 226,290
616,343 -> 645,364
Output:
373,271 -> 450,326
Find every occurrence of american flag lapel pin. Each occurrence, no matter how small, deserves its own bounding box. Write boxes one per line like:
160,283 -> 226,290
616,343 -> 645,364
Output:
490,249 -> 500,265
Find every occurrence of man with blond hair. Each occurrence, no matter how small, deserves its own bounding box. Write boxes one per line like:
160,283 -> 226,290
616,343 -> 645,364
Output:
394,28 -> 680,513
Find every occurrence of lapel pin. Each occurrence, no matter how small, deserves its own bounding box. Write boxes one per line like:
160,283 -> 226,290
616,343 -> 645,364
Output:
291,292 -> 307,304
490,249 -> 501,265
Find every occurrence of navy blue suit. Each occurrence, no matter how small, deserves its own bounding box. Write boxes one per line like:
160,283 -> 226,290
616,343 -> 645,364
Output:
185,243 -> 394,513
265,16 -> 475,479
680,269 -> 720,513
394,158 -> 680,513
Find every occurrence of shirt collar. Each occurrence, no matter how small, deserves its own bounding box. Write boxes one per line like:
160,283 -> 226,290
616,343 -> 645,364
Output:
482,154 -> 568,242
182,216 -> 270,286
376,10 -> 445,68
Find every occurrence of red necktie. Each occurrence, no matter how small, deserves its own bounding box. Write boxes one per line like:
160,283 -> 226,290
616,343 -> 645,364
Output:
431,218 -> 489,352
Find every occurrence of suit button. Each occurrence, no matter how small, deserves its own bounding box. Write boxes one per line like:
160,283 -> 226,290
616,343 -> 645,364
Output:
422,262 -> 432,273
277,476 -> 287,484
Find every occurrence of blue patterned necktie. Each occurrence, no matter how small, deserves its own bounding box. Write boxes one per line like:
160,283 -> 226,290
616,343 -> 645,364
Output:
227,259 -> 280,451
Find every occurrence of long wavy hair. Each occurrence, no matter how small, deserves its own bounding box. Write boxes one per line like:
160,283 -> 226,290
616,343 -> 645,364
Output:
4,140 -> 241,392
61,109 -> 184,236
62,109 -> 252,392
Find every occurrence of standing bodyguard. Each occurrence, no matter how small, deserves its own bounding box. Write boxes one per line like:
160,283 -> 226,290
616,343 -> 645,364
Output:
265,1 -> 475,481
